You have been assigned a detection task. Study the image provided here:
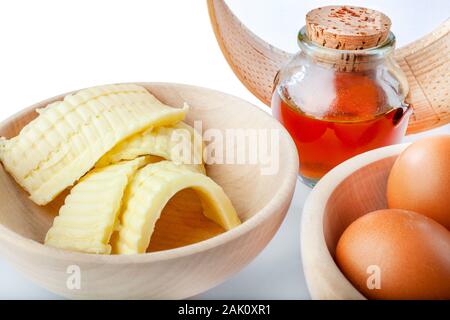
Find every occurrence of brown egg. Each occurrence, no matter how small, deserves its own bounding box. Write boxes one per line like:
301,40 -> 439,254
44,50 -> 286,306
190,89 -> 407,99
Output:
387,135 -> 450,229
336,209 -> 450,300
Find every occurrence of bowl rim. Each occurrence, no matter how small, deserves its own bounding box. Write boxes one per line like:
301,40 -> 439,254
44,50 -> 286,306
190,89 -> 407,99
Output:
300,142 -> 410,299
0,82 -> 299,264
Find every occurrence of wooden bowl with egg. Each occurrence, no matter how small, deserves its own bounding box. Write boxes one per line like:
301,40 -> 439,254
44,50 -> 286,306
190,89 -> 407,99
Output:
301,144 -> 407,300
0,83 -> 298,299
301,140 -> 450,300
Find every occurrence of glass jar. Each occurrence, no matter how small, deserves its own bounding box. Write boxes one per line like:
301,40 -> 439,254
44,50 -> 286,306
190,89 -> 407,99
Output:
272,26 -> 411,186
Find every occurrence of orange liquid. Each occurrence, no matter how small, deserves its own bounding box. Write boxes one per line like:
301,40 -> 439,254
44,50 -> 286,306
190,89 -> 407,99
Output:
272,86 -> 410,183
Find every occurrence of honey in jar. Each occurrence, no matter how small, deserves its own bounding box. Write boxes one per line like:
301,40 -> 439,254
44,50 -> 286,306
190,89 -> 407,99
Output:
272,6 -> 411,186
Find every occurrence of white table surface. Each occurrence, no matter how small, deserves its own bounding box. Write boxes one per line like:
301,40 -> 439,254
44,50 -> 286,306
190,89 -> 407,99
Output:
0,0 -> 448,299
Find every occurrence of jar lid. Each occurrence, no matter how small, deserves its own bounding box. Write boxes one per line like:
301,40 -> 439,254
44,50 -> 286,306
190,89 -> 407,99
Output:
306,6 -> 391,50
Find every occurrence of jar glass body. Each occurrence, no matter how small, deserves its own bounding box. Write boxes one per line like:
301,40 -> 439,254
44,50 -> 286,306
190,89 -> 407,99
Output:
272,28 -> 411,186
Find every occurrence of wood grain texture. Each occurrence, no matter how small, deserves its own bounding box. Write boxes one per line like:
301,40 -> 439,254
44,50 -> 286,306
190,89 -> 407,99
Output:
207,0 -> 449,134
301,144 -> 409,300
0,83 -> 299,299
395,19 -> 450,134
147,189 -> 226,253
207,0 -> 291,106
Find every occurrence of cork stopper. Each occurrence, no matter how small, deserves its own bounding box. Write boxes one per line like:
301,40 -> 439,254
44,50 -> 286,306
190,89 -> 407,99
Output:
306,6 -> 391,50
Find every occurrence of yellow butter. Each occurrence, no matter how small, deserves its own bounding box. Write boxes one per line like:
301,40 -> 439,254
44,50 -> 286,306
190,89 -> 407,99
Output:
45,157 -> 149,254
96,122 -> 205,174
0,84 -> 187,205
113,161 -> 241,254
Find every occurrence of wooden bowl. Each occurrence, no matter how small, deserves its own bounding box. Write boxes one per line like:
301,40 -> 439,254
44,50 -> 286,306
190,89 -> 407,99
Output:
0,83 -> 298,299
300,143 -> 409,300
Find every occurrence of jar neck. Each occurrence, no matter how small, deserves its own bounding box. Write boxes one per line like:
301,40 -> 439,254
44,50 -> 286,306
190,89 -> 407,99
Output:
297,26 -> 396,71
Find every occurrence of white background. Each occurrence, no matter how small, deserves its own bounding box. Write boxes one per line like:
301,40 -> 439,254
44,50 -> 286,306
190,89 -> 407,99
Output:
0,0 -> 448,299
